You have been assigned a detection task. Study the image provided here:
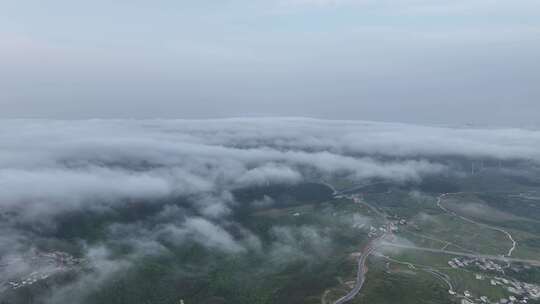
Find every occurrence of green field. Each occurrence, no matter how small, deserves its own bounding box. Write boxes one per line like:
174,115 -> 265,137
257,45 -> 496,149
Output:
4,171 -> 540,304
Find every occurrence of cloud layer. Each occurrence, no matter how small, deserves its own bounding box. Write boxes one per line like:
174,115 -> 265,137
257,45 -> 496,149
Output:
1,118 -> 539,302
1,118 -> 539,219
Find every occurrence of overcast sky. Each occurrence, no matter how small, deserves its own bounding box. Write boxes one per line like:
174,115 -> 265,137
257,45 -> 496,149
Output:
1,1 -> 539,125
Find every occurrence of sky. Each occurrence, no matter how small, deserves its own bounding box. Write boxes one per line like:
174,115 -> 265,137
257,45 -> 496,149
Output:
1,0 -> 539,125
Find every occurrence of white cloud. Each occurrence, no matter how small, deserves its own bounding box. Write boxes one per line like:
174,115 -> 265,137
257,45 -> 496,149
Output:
0,118 -> 538,222
0,118 -> 537,264
235,163 -> 302,187
0,118 -> 454,221
0,117 -> 538,300
163,217 -> 244,253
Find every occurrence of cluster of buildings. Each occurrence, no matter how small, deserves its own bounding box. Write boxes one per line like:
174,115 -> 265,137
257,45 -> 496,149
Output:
449,274 -> 539,304
4,250 -> 84,291
35,250 -> 83,268
448,257 -> 504,273
334,193 -> 365,204
460,292 -> 533,304
490,277 -> 540,301
7,272 -> 50,290
368,221 -> 403,238
368,226 -> 383,238
446,257 -> 540,304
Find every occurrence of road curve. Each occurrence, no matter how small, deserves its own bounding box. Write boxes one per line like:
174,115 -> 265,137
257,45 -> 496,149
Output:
379,242 -> 540,267
334,247 -> 373,304
437,193 -> 517,257
334,231 -> 387,304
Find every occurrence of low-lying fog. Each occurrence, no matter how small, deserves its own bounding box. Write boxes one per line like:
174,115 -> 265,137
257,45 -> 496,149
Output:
1,118 -> 540,302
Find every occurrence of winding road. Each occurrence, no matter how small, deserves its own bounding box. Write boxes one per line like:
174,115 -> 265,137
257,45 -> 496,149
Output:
325,187 -> 530,304
379,242 -> 540,267
330,184 -> 394,304
325,184 -> 525,304
333,242 -> 375,304
333,227 -> 389,304
437,193 -> 517,257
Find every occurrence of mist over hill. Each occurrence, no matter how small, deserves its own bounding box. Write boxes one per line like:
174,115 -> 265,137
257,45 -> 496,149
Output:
1,118 -> 540,303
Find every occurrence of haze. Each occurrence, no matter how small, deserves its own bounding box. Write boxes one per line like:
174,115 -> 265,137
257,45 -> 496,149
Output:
1,0 -> 539,125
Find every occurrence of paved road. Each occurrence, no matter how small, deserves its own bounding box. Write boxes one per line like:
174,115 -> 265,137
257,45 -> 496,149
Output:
333,245 -> 373,304
335,182 -> 387,196
375,253 -> 455,291
437,193 -> 517,257
327,187 -> 531,304
379,242 -> 540,266
334,229 -> 389,304
331,184 -> 395,304
426,269 -> 454,291
320,181 -> 338,196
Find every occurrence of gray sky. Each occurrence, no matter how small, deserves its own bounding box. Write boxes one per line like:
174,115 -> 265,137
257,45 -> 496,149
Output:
1,0 -> 539,125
